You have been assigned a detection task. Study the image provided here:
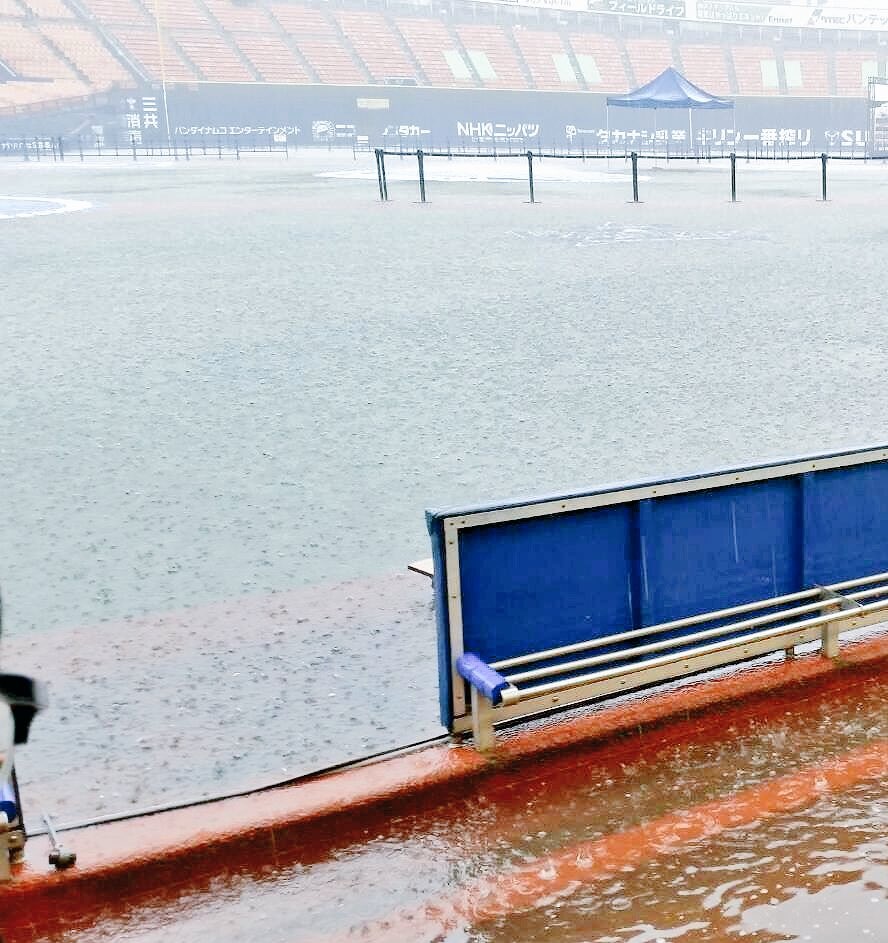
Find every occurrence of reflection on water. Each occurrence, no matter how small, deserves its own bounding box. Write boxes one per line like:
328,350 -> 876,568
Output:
482,782 -> 887,943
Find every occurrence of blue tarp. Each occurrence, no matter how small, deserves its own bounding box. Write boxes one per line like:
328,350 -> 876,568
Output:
607,67 -> 733,110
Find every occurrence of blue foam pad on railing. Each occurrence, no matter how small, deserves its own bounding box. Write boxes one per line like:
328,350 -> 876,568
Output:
456,653 -> 511,706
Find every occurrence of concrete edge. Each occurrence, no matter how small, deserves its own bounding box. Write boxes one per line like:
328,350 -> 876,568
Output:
6,632 -> 888,928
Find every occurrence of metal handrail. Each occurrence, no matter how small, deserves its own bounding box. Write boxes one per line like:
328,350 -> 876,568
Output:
510,594 -> 888,703
503,584 -> 887,684
491,570 -> 888,672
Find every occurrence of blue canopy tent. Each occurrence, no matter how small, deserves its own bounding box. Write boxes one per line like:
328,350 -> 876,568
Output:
606,67 -> 734,154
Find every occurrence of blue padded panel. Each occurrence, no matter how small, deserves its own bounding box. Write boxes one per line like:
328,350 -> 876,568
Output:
457,505 -> 635,667
803,465 -> 888,585
638,479 -> 803,629
429,445 -> 888,729
427,514 -> 454,728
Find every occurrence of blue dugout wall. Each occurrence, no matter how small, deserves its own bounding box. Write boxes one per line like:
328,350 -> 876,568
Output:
427,445 -> 888,730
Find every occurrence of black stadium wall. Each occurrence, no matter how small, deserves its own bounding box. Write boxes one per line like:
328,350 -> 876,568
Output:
0,82 -> 873,152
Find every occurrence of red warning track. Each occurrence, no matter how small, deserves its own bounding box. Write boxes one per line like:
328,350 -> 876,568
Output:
331,736 -> 888,942
5,632 -> 888,939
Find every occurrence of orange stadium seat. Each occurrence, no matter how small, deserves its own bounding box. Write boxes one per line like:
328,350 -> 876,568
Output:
19,0 -> 75,18
2,0 -> 885,119
153,0 -> 213,31
267,3 -> 365,84
834,50 -> 879,96
39,21 -> 133,87
624,37 -> 674,85
79,0 -> 148,26
173,30 -> 255,82
336,10 -> 418,84
0,77 -> 89,108
511,27 -> 578,89
394,16 -> 473,87
203,0 -> 274,33
206,0 -> 313,83
567,33 -> 628,92
455,23 -> 528,89
233,33 -> 309,83
731,45 -> 779,94
679,43 -> 730,96
782,49 -> 830,95
110,27 -> 198,82
0,19 -> 77,78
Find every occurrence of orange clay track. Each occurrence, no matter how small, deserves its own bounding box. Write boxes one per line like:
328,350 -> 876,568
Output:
5,632 -> 888,939
327,736 -> 888,942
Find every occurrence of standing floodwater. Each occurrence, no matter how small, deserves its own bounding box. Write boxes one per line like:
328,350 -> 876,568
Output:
3,151 -> 888,820
12,663 -> 887,943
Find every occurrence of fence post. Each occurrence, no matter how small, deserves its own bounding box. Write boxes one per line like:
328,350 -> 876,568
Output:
374,148 -> 385,200
417,148 -> 426,203
57,136 -> 64,161
526,150 -> 535,203
730,152 -> 736,202
821,152 -> 828,201
78,136 -> 83,162
631,151 -> 639,202
131,135 -> 137,161
379,148 -> 389,201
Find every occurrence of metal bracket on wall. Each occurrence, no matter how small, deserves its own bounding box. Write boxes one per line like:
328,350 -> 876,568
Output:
816,585 -> 863,658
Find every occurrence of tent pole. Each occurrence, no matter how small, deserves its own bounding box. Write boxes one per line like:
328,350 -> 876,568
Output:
654,107 -> 658,163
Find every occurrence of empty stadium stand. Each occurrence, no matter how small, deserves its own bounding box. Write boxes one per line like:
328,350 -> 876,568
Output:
336,10 -> 418,84
0,19 -> 79,81
267,2 -> 365,85
455,23 -> 529,89
512,27 -> 578,89
173,30 -> 255,82
39,21 -> 131,87
104,27 -> 196,82
731,45 -> 780,95
784,49 -> 831,96
679,43 -> 731,97
232,31 -> 309,83
624,37 -> 674,86
21,0 -> 75,19
79,0 -> 149,27
834,51 -> 879,97
394,16 -> 474,87
567,33 -> 628,92
0,0 -> 879,119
